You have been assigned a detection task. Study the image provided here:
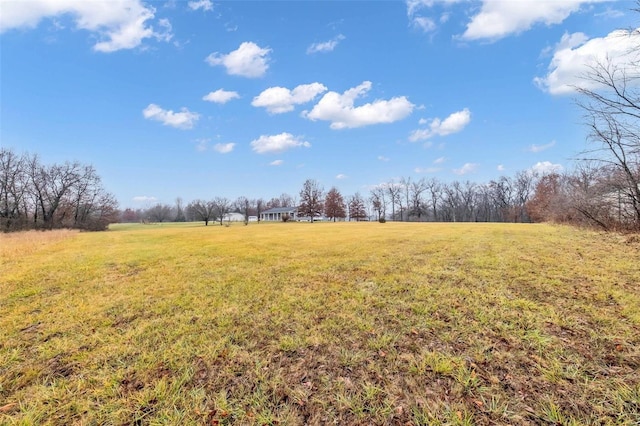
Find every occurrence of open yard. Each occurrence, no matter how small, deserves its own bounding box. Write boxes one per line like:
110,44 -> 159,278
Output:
1,222 -> 639,425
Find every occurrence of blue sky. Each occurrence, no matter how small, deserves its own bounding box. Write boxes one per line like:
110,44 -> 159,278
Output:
1,0 -> 636,207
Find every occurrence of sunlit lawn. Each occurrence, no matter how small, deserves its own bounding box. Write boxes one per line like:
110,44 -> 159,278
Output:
1,222 -> 639,425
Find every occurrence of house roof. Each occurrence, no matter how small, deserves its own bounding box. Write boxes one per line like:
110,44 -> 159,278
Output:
262,207 -> 297,214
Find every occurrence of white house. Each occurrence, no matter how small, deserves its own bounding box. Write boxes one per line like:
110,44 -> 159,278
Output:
260,207 -> 298,221
222,212 -> 245,222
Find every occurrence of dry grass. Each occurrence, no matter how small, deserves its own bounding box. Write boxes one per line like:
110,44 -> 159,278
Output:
0,229 -> 78,261
1,222 -> 639,425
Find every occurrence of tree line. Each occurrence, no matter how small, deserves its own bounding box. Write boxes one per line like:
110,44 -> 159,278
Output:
0,148 -> 118,232
118,162 -> 635,232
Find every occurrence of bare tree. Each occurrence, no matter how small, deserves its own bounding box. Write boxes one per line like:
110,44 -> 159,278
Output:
0,149 -> 28,231
324,187 -> 346,222
385,181 -> 402,221
489,176 -> 514,222
279,193 -> 296,207
174,197 -> 186,222
0,149 -> 117,231
513,170 -> 537,223
425,178 -> 441,221
266,197 -> 282,209
298,179 -> 324,222
235,196 -> 253,225
255,198 -> 265,222
575,25 -> 640,229
400,177 -> 412,221
409,177 -> 428,221
147,203 -> 174,223
370,186 -> 387,221
187,199 -> 216,226
214,197 -> 231,225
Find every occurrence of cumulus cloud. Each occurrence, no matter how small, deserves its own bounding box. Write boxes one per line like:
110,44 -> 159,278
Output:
188,0 -> 213,11
531,161 -> 564,175
433,156 -> 446,164
143,103 -> 199,129
307,34 -> 345,54
378,155 -> 390,162
303,81 -> 414,129
409,108 -> 471,141
202,89 -> 240,104
453,162 -> 478,175
336,174 -> 348,180
250,133 -> 311,154
252,83 -> 327,114
461,0 -> 604,42
270,160 -> 284,166
535,29 -> 640,95
206,42 -> 271,78
528,140 -> 556,152
0,0 -> 171,52
497,164 -> 505,171
213,143 -> 235,153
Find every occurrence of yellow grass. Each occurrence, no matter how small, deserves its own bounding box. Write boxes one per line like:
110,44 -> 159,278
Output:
1,222 -> 639,425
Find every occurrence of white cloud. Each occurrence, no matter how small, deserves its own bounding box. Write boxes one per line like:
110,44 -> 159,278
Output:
303,81 -> 414,129
535,29 -> 640,95
410,108 -> 471,141
528,140 -> 556,152
213,143 -> 235,153
202,89 -> 240,104
433,156 -> 446,164
143,103 -> 199,129
336,174 -> 348,180
415,167 -> 441,173
406,0 -> 435,17
531,161 -> 564,175
188,0 -> 213,11
0,0 -> 171,52
133,195 -> 157,203
378,155 -> 390,162
412,16 -> 437,32
250,133 -> 311,154
453,163 -> 478,175
270,160 -> 284,166
497,164 -> 505,171
307,34 -> 345,54
206,42 -> 271,78
195,138 -> 210,151
461,0 -> 605,42
406,0 -> 461,32
595,8 -> 625,19
252,83 -> 327,114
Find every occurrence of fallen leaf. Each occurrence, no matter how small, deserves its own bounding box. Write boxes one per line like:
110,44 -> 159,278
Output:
0,403 -> 17,413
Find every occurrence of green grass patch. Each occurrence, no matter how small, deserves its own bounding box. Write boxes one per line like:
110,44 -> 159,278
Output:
1,222 -> 639,424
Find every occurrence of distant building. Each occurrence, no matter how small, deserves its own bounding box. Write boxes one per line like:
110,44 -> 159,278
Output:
260,207 -> 298,221
222,212 -> 245,222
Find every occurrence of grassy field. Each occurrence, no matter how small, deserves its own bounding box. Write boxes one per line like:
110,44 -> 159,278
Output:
1,222 -> 639,425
